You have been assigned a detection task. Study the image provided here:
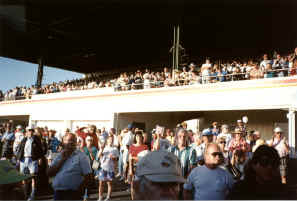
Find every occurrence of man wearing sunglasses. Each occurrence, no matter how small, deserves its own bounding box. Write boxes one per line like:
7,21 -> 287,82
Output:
183,143 -> 234,200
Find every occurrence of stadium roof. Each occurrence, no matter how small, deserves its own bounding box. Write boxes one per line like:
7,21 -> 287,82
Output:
0,0 -> 297,73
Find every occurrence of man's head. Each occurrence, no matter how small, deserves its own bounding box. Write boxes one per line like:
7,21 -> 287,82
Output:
49,130 -> 56,138
202,128 -> 213,144
254,130 -> 261,140
263,54 -> 268,60
85,135 -> 93,147
221,124 -> 229,134
133,151 -> 185,200
273,127 -> 283,139
16,125 -> 22,132
204,143 -> 222,169
63,133 -> 77,151
25,126 -> 34,138
176,128 -> 188,147
250,145 -> 281,183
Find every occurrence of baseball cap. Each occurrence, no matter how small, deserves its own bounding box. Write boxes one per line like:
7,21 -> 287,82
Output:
202,128 -> 213,136
0,160 -> 31,185
26,125 -> 35,131
127,123 -> 134,130
16,125 -> 22,129
274,127 -> 283,133
136,151 -> 186,183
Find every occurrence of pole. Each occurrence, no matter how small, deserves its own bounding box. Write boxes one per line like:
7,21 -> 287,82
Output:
175,25 -> 180,71
36,57 -> 44,87
172,26 -> 176,70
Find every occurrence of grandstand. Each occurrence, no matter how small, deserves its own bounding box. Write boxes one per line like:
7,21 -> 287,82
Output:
0,0 -> 297,156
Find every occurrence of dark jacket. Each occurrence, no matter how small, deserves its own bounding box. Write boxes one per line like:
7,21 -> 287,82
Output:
16,135 -> 44,161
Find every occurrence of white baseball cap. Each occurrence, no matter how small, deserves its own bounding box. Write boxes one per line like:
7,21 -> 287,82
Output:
274,127 -> 283,133
136,151 -> 186,183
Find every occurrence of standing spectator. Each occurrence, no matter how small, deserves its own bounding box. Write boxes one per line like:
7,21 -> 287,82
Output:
13,125 -> 24,156
169,128 -> 196,178
46,130 -> 61,165
96,136 -> 119,201
230,149 -> 248,181
253,130 -> 262,141
88,125 -> 99,149
267,127 -> 289,184
183,143 -> 234,200
132,151 -> 185,200
47,133 -> 92,200
250,64 -> 264,80
260,54 -> 272,71
1,125 -> 15,160
217,137 -> 229,169
201,59 -> 212,84
228,145 -> 293,199
217,124 -> 232,148
152,125 -> 171,151
228,128 -> 249,154
128,131 -> 148,199
190,132 -> 204,165
17,126 -> 44,201
289,47 -> 297,76
121,124 -> 134,181
83,136 -> 98,166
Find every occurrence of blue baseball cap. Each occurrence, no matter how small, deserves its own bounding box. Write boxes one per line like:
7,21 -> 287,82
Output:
202,128 -> 213,136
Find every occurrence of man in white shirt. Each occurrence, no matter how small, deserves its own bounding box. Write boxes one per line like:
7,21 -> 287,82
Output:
201,59 -> 212,84
121,124 -> 134,179
183,143 -> 234,200
13,125 -> 24,155
260,54 -> 272,71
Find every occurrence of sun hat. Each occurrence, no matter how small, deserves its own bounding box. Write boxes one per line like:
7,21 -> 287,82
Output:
0,160 -> 31,185
136,151 -> 186,183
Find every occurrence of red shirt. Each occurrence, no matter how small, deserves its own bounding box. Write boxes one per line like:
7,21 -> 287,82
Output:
129,144 -> 148,158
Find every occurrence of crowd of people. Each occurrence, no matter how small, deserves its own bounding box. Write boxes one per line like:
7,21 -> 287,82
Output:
1,48 -> 297,102
0,118 -> 294,200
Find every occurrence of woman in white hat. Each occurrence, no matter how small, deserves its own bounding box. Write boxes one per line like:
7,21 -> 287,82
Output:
268,127 -> 289,184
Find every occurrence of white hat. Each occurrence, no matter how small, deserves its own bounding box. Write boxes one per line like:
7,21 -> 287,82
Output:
136,151 -> 186,183
237,119 -> 243,123
26,125 -> 35,131
16,125 -> 22,129
274,127 -> 283,133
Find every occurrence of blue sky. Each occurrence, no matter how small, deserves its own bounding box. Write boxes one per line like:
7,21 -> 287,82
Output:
0,57 -> 84,92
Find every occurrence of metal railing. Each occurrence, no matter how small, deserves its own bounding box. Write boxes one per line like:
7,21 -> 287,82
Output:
0,67 -> 295,102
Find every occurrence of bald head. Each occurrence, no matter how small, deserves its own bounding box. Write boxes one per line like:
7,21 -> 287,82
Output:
63,133 -> 77,151
204,143 -> 222,169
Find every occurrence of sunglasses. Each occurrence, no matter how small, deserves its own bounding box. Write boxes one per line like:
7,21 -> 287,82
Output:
211,152 -> 223,157
219,141 -> 226,144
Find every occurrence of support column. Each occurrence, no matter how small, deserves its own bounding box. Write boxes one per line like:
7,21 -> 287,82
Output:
36,57 -> 44,88
287,109 -> 296,158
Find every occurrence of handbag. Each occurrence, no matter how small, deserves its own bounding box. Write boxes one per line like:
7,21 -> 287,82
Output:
92,160 -> 100,171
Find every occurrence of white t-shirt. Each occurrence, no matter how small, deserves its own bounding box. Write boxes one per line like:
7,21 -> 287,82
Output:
267,138 -> 288,158
100,146 -> 119,171
13,131 -> 24,152
184,165 -> 234,200
201,63 -> 212,76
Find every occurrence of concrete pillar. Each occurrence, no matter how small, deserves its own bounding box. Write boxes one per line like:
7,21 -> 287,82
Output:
287,109 -> 296,158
